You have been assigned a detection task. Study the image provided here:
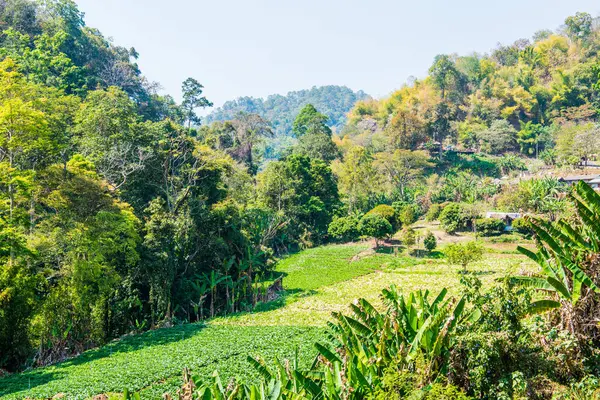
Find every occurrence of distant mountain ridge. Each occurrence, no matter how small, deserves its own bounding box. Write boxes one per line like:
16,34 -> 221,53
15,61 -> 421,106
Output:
205,85 -> 370,136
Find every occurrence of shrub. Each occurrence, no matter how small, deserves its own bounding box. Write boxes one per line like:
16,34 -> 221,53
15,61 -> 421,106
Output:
401,227 -> 417,247
359,213 -> 393,247
366,204 -> 400,231
424,231 -> 437,252
511,217 -> 531,235
425,203 -> 443,222
439,203 -> 463,234
474,218 -> 505,236
327,216 -> 360,242
445,241 -> 484,270
399,205 -> 418,226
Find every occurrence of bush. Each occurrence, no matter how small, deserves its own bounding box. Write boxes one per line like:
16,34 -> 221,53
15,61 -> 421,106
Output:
439,203 -> 463,234
425,203 -> 443,222
359,213 -> 393,247
327,216 -> 360,242
424,231 -> 437,252
511,217 -> 531,235
399,205 -> 418,226
401,227 -> 417,247
474,218 -> 505,236
366,204 -> 400,231
445,241 -> 484,270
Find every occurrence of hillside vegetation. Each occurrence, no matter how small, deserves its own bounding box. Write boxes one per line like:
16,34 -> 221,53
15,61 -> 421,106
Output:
2,0 -> 600,398
205,86 -> 370,136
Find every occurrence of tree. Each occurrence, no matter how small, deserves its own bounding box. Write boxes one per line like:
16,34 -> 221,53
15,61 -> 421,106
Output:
572,127 -> 600,166
181,77 -> 212,129
366,204 -> 400,231
517,122 -> 550,158
439,203 -> 464,234
445,241 -> 484,270
328,216 -> 360,242
294,129 -> 340,162
477,120 -> 517,154
74,87 -> 152,190
292,104 -> 331,137
332,146 -> 378,213
291,104 -> 339,162
229,113 -> 274,174
564,12 -> 593,42
424,231 -> 437,252
401,226 -> 417,247
358,213 -> 392,248
374,150 -> 433,196
257,154 -> 340,245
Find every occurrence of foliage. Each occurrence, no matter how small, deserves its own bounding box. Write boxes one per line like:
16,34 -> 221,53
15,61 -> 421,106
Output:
257,154 -> 340,248
445,242 -> 484,270
474,218 -> 506,236
511,217 -> 532,235
366,204 -> 400,231
424,231 -> 438,252
152,286 -> 479,400
0,324 -> 324,399
359,213 -> 393,246
327,215 -> 360,242
425,203 -> 443,222
439,203 -> 467,234
513,182 -> 600,342
401,226 -> 417,247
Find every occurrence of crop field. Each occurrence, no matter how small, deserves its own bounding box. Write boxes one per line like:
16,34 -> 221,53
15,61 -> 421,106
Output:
0,242 -> 536,399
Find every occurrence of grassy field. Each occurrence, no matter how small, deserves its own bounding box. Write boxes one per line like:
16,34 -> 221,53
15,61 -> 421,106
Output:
0,239 -> 536,399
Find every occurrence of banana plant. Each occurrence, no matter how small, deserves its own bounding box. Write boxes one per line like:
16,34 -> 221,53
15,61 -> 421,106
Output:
317,285 -> 480,392
512,182 -> 600,317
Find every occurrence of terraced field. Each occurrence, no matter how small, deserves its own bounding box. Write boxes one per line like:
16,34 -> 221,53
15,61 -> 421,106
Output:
0,241 -> 535,399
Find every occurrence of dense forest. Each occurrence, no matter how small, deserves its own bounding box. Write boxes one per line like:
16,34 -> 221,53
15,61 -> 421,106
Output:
2,0 -> 600,398
205,86 -> 370,135
205,86 -> 370,161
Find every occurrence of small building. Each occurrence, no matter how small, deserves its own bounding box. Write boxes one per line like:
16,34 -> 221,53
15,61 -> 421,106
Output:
558,175 -> 600,186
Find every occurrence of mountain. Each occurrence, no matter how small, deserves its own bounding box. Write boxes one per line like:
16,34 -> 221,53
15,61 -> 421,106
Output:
205,85 -> 370,136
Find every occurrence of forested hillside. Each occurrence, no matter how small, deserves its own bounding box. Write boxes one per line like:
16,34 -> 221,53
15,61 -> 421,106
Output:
342,12 -> 600,164
3,0 -> 600,398
205,86 -> 369,161
206,86 -> 370,135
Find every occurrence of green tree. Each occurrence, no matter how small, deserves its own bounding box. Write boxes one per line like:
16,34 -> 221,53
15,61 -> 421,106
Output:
517,121 -> 550,157
74,87 -> 152,190
374,150 -> 433,196
445,241 -> 484,270
181,77 -> 212,129
292,104 -> 339,162
328,216 -> 360,242
333,146 -> 378,213
424,231 -> 437,252
359,213 -> 393,247
439,203 -> 463,234
477,119 -> 517,154
257,154 -> 340,246
292,104 -> 331,137
564,12 -> 593,42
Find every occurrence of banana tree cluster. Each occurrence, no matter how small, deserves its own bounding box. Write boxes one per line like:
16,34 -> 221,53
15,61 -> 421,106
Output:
512,182 -> 600,336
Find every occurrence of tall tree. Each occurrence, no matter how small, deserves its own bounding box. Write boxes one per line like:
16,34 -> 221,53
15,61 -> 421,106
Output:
373,150 -> 433,196
181,77 -> 212,129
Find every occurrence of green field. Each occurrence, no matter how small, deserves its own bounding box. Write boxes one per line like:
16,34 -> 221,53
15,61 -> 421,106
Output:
0,242 -> 535,399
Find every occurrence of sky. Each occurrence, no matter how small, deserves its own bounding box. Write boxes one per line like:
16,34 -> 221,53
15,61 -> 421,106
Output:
75,0 -> 600,110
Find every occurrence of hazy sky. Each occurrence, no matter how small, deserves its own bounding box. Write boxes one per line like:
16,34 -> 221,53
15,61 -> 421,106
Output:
75,0 -> 599,109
